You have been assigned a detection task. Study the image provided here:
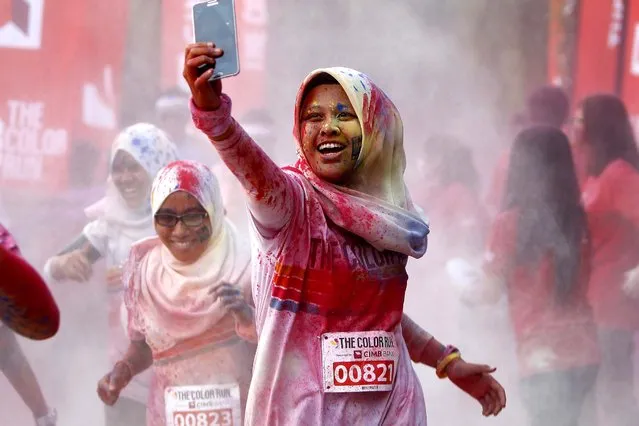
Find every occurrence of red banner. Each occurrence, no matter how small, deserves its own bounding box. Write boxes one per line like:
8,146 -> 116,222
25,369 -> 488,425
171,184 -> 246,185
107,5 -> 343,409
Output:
572,0 -> 625,104
0,0 -> 127,193
621,0 -> 639,133
161,0 -> 268,117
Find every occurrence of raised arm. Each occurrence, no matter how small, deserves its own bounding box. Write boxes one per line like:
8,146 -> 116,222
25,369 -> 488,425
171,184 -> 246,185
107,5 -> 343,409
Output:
185,43 -> 298,236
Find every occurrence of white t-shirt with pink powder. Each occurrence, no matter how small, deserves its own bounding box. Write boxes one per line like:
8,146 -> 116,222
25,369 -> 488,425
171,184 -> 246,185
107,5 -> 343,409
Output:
192,97 -> 428,426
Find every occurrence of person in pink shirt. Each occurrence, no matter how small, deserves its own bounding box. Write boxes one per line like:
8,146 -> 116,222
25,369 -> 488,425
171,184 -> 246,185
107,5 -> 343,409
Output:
479,127 -> 599,426
97,160 -> 256,426
183,42 -> 506,425
573,94 -> 639,425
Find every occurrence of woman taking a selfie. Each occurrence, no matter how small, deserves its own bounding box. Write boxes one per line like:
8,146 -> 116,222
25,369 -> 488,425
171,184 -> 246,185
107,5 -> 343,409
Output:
44,123 -> 178,426
183,42 -> 506,425
97,160 -> 256,426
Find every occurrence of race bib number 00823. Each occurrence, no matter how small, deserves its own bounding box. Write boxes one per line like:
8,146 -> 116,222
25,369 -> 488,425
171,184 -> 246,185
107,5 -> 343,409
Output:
321,330 -> 400,393
164,384 -> 241,426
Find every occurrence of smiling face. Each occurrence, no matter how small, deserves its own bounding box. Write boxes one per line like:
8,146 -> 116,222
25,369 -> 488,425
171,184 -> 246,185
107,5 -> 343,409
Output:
154,191 -> 212,264
111,150 -> 151,208
299,84 -> 363,184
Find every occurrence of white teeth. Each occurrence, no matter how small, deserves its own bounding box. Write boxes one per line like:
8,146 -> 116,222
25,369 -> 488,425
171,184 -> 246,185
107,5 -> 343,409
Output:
172,241 -> 192,249
318,143 -> 344,151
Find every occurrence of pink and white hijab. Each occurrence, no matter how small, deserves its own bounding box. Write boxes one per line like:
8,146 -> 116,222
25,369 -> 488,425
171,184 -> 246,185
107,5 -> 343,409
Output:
125,160 -> 250,352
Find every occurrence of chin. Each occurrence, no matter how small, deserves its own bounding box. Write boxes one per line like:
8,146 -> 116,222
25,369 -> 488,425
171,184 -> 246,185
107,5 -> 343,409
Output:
124,197 -> 146,209
316,170 -> 350,185
172,251 -> 197,264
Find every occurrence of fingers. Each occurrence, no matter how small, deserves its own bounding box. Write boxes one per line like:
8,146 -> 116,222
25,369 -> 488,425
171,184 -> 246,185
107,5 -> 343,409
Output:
194,69 -> 215,89
97,376 -> 118,406
67,262 -> 91,281
479,395 -> 491,416
490,390 -> 504,416
479,378 -> 506,416
184,43 -> 224,81
213,287 -> 241,300
187,55 -> 216,69
188,45 -> 223,59
106,270 -> 123,287
211,77 -> 223,96
224,300 -> 247,313
466,363 -> 496,375
69,255 -> 92,281
184,42 -> 223,59
483,389 -> 498,416
491,379 -> 507,415
209,282 -> 238,296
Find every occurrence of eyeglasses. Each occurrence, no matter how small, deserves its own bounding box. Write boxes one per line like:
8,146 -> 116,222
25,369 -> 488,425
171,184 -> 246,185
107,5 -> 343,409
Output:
154,212 -> 208,228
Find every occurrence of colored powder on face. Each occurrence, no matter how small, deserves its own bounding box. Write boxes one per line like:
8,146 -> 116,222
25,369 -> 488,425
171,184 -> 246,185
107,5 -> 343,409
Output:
337,103 -> 347,112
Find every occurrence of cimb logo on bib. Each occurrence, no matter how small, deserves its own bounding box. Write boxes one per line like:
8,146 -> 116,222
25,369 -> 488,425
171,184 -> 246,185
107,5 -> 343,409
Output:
0,0 -> 45,50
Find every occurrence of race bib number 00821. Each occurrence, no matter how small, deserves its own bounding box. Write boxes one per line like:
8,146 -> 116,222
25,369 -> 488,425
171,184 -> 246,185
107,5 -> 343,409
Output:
321,330 -> 400,393
164,384 -> 241,426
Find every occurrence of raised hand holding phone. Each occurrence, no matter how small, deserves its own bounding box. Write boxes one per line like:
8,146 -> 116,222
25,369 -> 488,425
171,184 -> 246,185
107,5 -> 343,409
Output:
183,43 -> 224,111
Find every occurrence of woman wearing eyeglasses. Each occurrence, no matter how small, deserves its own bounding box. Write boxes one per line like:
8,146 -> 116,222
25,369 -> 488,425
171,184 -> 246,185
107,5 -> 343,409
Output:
44,123 -> 178,426
97,160 -> 256,426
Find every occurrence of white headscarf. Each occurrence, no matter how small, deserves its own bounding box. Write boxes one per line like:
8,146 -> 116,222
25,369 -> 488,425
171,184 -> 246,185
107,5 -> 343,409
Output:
102,123 -> 178,230
126,160 -> 249,351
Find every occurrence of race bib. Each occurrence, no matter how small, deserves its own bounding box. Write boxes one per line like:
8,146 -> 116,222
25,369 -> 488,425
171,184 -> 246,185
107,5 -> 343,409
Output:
321,330 -> 400,393
164,384 -> 241,426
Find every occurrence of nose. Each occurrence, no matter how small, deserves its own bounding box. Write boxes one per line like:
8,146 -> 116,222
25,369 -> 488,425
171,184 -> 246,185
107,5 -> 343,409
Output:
320,118 -> 340,137
172,220 -> 190,238
117,169 -> 135,184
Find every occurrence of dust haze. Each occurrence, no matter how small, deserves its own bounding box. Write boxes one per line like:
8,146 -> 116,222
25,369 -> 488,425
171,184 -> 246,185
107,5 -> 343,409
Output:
0,1 -> 539,424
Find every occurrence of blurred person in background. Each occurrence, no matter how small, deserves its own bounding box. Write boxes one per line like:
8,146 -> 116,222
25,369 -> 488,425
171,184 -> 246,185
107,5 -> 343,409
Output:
154,87 -> 191,149
412,134 -> 487,260
486,85 -> 570,216
43,123 -> 178,426
59,140 -> 106,232
97,160 -> 256,426
407,134 -> 514,426
471,126 -> 599,426
573,94 -> 639,426
155,87 -> 218,165
0,224 -> 58,425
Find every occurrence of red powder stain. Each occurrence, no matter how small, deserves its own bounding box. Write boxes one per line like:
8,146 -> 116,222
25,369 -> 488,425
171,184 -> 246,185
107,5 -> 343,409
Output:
173,162 -> 202,194
362,87 -> 382,136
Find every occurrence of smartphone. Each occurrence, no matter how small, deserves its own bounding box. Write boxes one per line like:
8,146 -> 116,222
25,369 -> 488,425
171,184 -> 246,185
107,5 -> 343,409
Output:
192,0 -> 240,81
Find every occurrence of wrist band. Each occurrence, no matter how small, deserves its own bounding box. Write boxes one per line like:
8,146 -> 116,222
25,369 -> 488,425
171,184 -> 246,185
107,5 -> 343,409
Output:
436,345 -> 461,379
